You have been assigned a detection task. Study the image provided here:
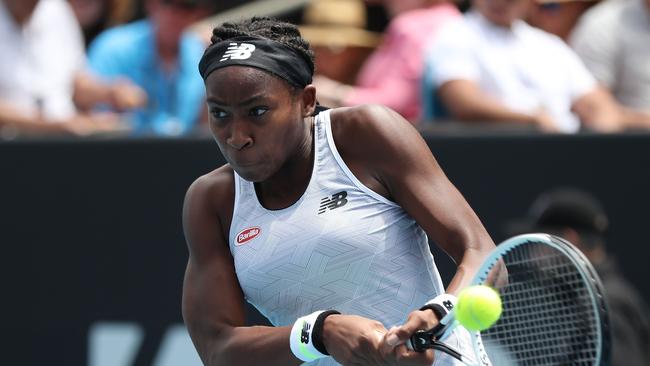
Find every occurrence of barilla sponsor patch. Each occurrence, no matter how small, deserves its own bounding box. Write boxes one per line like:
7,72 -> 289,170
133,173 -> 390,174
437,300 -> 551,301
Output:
235,227 -> 261,246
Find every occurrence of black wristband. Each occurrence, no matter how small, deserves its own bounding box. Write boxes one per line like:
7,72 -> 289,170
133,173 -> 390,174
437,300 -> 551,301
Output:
311,310 -> 341,355
420,303 -> 448,320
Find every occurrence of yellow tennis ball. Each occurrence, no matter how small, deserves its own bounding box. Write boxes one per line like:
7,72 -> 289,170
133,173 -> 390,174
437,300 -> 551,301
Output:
456,285 -> 502,331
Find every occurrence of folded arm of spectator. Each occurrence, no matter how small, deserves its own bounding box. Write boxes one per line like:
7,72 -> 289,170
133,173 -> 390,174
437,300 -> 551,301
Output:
572,86 -> 650,132
73,72 -> 147,113
0,101 -> 66,135
0,100 -> 128,137
437,79 -> 560,132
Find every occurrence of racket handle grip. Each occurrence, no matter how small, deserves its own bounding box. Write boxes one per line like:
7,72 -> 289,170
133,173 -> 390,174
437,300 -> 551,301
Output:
407,317 -> 452,353
408,331 -> 430,352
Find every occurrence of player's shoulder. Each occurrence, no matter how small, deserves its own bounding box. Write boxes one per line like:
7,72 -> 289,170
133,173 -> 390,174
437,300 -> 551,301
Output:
328,104 -> 422,158
330,104 -> 407,133
185,165 -> 235,215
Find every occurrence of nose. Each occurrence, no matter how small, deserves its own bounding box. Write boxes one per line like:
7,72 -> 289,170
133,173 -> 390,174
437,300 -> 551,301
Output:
226,121 -> 253,150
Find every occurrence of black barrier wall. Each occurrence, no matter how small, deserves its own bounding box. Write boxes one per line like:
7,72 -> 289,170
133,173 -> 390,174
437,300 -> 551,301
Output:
3,134 -> 650,365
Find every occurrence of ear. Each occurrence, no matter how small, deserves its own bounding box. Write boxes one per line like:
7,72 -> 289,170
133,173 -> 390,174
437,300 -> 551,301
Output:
300,85 -> 317,117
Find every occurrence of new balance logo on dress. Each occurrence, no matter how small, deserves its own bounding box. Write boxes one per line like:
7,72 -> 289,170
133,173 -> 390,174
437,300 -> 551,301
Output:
318,191 -> 348,214
220,43 -> 256,62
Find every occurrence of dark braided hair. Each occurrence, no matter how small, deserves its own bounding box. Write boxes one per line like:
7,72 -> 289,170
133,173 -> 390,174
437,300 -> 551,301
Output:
210,17 -> 315,77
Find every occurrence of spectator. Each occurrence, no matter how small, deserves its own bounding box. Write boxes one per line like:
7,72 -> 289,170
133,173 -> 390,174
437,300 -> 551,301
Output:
527,0 -> 598,41
423,0 -> 650,132
570,0 -> 650,113
299,0 -> 380,85
87,0 -> 215,136
515,188 -> 650,366
313,0 -> 460,122
68,0 -> 138,47
0,0 -> 141,137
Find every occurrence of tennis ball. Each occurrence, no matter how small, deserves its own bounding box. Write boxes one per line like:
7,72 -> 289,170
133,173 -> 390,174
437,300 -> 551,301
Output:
455,285 -> 502,331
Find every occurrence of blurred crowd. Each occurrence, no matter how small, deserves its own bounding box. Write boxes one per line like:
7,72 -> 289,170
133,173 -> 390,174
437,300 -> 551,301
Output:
0,0 -> 212,138
1,0 -> 649,139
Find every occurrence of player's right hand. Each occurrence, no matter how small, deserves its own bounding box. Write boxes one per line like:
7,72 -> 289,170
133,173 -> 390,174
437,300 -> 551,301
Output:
322,314 -> 388,365
379,310 -> 437,366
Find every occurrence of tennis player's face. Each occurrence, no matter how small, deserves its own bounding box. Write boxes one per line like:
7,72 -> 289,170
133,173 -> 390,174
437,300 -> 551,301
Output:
205,67 -> 311,182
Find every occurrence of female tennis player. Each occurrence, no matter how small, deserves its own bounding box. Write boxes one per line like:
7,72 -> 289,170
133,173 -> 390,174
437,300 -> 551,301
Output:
182,17 -> 495,366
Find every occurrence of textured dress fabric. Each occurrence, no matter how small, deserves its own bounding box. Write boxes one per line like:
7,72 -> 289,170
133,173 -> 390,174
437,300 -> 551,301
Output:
228,109 -> 469,365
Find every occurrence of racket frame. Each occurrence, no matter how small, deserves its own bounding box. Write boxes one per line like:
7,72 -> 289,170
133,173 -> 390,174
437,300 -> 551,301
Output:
408,233 -> 610,366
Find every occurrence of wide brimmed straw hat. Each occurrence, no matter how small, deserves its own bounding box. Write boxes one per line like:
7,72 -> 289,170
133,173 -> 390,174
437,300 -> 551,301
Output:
299,0 -> 381,49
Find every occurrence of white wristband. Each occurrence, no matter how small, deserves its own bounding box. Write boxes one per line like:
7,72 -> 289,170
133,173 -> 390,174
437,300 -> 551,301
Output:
289,310 -> 328,362
422,293 -> 458,318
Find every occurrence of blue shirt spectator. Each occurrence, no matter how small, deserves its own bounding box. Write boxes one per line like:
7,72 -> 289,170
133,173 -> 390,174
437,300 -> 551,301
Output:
88,19 -> 206,136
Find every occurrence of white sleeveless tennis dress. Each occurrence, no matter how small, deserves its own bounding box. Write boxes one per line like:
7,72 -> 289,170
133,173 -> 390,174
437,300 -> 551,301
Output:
228,109 -> 469,365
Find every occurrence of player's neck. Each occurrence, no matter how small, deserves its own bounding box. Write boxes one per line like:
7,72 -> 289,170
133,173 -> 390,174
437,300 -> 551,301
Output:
254,118 -> 315,210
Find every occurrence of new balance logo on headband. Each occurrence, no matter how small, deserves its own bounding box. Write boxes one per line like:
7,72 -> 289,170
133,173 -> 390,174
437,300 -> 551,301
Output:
220,43 -> 256,61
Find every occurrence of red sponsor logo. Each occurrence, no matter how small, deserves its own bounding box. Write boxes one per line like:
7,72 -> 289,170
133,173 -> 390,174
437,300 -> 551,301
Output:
235,227 -> 261,246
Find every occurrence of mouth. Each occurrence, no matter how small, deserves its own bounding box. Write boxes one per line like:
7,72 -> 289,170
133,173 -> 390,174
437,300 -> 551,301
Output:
230,160 -> 269,182
235,162 -> 259,169
228,155 -> 261,169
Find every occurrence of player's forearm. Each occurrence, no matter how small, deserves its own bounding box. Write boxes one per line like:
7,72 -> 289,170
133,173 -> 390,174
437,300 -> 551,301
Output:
440,208 -> 495,295
201,325 -> 302,366
431,194 -> 496,295
446,246 -> 494,296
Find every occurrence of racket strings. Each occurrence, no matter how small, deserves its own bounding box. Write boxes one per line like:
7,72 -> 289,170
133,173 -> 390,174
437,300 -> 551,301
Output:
481,243 -> 599,365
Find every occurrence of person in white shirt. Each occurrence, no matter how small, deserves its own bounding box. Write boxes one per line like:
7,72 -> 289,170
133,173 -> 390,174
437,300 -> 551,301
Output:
423,0 -> 650,133
570,0 -> 650,113
0,0 -> 144,137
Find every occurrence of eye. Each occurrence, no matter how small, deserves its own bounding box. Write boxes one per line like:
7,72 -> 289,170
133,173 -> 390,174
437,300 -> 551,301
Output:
210,108 -> 229,119
249,106 -> 269,117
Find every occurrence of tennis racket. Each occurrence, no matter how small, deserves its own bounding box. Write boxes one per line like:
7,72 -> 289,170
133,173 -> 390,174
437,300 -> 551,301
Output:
407,233 -> 610,365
